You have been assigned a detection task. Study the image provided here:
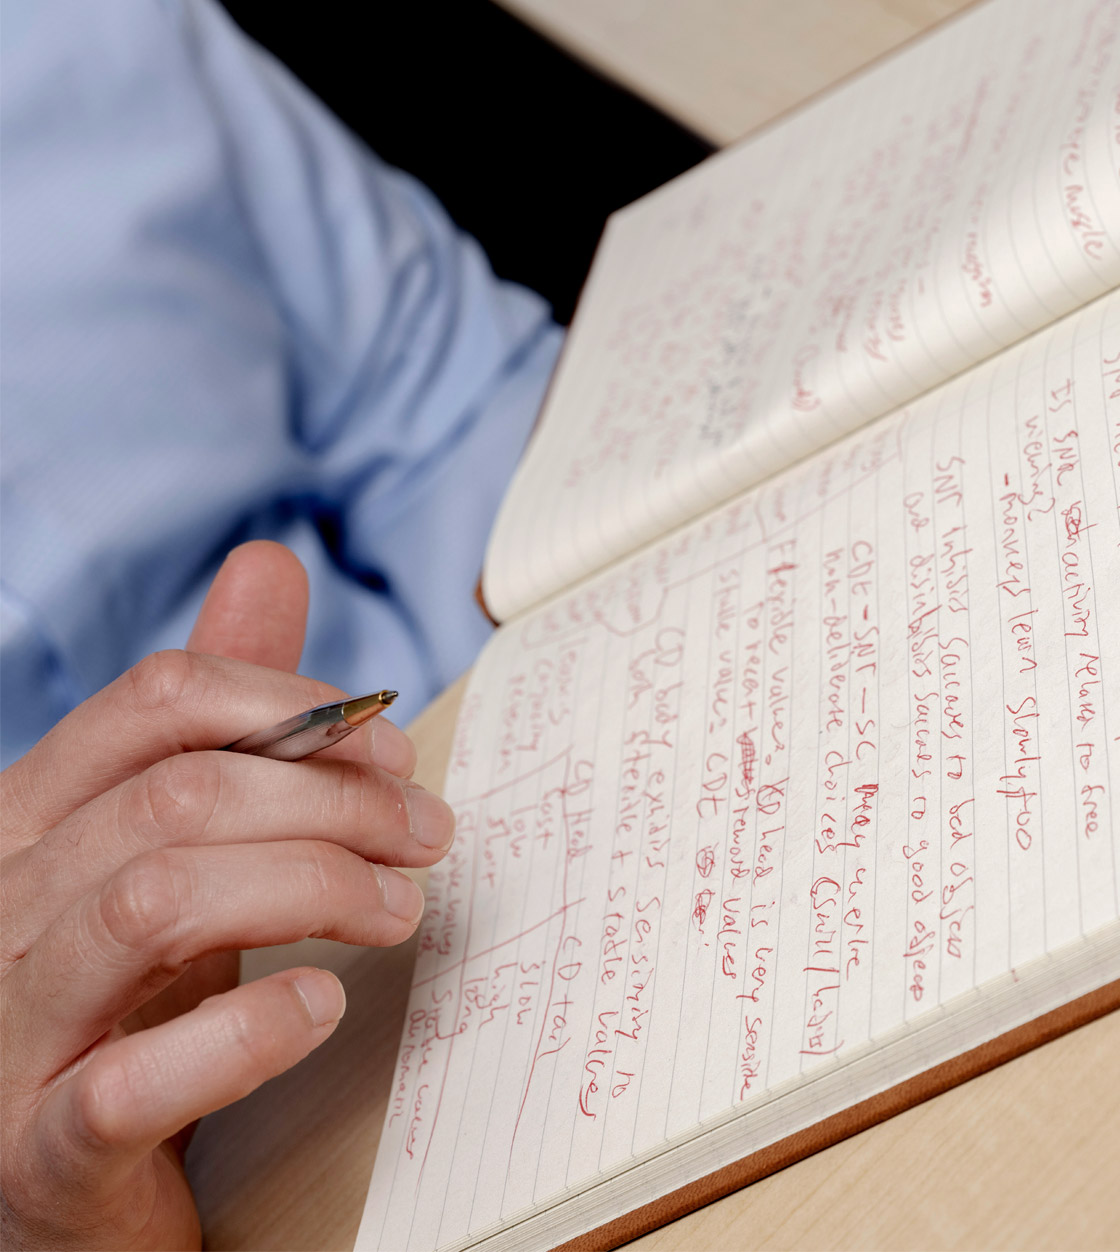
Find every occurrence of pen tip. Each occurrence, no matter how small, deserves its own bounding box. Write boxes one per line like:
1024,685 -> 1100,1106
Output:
341,689 -> 398,726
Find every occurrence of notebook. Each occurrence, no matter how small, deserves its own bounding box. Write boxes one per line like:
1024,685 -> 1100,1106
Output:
357,2 -> 1120,1246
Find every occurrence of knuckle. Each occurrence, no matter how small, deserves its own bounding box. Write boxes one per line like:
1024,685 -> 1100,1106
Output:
222,1002 -> 276,1073
98,850 -> 184,953
133,752 -> 225,844
330,759 -> 372,829
296,840 -> 351,909
305,839 -> 346,890
124,649 -> 202,722
70,1059 -> 132,1154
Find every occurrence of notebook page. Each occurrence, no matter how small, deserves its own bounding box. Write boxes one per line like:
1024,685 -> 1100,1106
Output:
485,0 -> 1120,624
359,290 -> 1120,1251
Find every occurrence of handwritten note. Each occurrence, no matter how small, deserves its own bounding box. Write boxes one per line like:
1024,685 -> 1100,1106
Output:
357,291 -> 1120,1252
486,0 -> 1120,624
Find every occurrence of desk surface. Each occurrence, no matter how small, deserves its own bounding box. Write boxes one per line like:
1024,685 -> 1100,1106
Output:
189,3 -> 1120,1247
494,0 -> 973,146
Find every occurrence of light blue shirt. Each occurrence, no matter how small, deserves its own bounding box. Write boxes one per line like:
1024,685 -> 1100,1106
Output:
0,0 -> 562,765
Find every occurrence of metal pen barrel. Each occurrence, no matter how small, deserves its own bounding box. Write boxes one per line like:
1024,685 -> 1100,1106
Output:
223,690 -> 398,761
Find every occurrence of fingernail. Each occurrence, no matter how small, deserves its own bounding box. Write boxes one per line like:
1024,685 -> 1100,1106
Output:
293,970 -> 346,1028
404,783 -> 456,850
374,864 -> 425,924
368,718 -> 418,779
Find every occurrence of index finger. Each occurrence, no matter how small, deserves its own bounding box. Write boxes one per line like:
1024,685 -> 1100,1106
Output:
2,650 -> 416,845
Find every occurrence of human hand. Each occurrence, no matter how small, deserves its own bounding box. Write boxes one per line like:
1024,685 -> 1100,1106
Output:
1,543 -> 455,1249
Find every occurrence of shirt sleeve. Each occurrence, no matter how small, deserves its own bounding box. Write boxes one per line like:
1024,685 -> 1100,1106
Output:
0,0 -> 562,764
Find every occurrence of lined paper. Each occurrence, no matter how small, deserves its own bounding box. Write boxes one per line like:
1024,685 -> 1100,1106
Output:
485,0 -> 1120,624
357,293 -> 1120,1252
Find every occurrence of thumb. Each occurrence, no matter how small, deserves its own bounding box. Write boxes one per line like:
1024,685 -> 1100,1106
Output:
187,541 -> 309,672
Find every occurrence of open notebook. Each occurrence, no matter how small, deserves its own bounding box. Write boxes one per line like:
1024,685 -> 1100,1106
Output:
357,1 -> 1120,1248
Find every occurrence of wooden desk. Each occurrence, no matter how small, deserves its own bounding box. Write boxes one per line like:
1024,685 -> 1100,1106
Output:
189,4 -> 1120,1247
494,0 -> 973,146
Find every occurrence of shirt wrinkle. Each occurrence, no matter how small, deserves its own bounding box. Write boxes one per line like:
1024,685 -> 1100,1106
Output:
1,0 -> 564,765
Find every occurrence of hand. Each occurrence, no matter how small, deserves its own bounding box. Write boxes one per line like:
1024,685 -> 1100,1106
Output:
0,543 -> 455,1249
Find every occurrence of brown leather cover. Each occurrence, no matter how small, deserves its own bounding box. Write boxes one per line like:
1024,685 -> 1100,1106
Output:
555,982 -> 1120,1251
475,574 -> 498,626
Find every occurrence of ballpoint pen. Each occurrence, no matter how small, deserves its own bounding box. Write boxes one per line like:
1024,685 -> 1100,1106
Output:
223,690 -> 398,761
